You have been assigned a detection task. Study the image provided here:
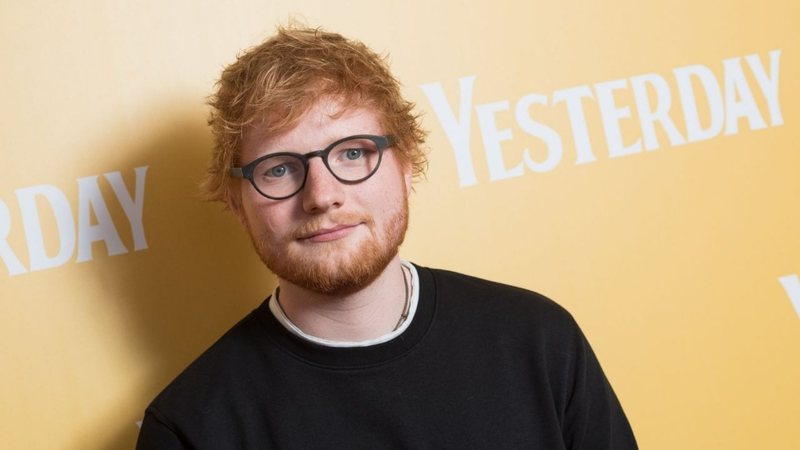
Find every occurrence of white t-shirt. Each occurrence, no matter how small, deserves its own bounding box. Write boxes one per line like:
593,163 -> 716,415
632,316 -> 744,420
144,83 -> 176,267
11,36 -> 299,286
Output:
268,260 -> 420,348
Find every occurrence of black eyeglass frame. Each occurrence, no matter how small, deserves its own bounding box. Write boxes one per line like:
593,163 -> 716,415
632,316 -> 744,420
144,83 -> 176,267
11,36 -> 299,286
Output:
230,134 -> 395,200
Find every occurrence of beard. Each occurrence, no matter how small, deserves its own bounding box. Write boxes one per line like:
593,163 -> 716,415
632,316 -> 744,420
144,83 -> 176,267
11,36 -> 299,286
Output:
248,197 -> 409,296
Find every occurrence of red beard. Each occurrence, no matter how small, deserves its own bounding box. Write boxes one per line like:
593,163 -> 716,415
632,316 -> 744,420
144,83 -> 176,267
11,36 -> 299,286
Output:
250,197 -> 408,296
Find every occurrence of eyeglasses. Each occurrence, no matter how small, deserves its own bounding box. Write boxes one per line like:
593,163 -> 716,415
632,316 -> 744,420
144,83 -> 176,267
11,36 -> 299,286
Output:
230,134 -> 394,200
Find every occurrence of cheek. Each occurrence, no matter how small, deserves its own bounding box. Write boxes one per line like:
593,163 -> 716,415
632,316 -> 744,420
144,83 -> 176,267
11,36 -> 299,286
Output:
241,192 -> 287,237
361,178 -> 407,220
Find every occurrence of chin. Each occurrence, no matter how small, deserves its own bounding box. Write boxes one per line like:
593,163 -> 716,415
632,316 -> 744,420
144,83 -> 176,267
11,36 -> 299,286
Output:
263,236 -> 399,296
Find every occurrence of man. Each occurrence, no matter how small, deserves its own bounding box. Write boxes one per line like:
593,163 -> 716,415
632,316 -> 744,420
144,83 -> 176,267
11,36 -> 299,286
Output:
137,26 -> 637,449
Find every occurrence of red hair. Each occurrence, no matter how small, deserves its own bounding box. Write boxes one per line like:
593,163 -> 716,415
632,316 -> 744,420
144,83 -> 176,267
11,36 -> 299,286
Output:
204,26 -> 427,209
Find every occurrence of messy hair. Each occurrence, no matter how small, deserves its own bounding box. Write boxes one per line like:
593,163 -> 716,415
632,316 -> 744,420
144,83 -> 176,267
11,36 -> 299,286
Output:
204,25 -> 428,209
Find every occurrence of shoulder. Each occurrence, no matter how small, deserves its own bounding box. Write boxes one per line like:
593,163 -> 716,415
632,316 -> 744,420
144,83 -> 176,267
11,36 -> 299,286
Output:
422,266 -> 576,325
145,304 -> 269,422
417,265 -> 599,403
416,265 -> 583,349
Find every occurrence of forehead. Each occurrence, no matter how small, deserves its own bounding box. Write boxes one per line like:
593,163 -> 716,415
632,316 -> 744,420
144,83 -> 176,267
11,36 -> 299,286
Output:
241,97 -> 384,161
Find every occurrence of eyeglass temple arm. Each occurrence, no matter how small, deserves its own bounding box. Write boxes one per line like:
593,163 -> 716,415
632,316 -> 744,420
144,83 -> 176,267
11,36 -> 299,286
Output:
230,167 -> 244,178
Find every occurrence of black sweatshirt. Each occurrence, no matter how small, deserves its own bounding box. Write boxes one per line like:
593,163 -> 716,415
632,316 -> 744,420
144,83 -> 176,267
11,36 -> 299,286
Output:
137,265 -> 637,449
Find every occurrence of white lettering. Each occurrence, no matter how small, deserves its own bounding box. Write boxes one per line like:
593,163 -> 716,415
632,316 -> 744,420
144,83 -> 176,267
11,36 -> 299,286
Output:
76,176 -> 127,262
476,101 -> 523,181
2,166 -> 150,276
673,64 -> 724,142
595,79 -> 642,158
15,185 -> 76,272
420,76 -> 478,187
515,93 -> 563,172
552,85 -> 597,164
0,200 -> 26,276
422,50 -> 782,187
779,274 -> 800,318
630,73 -> 686,151
723,57 -> 767,135
106,166 -> 148,251
746,50 -> 783,126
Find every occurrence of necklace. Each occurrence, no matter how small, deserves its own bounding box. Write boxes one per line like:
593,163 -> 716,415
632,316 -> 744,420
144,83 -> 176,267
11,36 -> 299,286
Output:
275,264 -> 412,333
393,264 -> 412,331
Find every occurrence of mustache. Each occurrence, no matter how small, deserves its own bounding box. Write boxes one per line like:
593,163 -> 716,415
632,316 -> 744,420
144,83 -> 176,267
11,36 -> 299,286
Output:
290,212 -> 372,240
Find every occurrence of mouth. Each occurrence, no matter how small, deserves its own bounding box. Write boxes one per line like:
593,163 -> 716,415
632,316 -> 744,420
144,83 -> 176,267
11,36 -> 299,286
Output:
297,223 -> 363,243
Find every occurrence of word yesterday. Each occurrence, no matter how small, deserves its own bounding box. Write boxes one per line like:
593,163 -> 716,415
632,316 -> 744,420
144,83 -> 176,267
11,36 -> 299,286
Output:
421,50 -> 783,187
0,166 -> 148,276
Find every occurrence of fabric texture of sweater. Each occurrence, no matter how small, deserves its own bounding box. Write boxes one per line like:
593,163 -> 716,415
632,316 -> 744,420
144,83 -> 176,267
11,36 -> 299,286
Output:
137,264 -> 637,449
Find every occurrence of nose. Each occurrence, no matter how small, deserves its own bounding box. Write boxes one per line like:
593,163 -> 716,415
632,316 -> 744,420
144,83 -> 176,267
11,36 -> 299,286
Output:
301,158 -> 344,213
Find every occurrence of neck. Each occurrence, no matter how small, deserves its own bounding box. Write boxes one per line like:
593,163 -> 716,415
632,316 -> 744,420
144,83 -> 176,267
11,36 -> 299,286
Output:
275,256 -> 408,342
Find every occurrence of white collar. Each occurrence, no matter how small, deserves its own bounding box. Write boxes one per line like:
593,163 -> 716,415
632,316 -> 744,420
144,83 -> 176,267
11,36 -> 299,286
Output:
268,260 -> 420,348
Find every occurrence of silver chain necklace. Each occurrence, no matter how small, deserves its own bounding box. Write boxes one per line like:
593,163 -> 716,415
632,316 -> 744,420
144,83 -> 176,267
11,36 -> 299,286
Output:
393,264 -> 412,331
275,264 -> 413,333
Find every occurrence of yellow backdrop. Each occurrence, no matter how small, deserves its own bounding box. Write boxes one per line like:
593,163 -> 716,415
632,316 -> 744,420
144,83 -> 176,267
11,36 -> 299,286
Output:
1,1 -> 798,448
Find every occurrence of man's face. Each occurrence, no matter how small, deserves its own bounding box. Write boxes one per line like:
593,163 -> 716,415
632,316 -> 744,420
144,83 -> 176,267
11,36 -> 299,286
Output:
237,97 -> 412,295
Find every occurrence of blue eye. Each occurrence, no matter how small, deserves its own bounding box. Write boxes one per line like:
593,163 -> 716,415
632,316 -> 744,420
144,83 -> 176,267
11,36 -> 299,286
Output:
260,161 -> 301,179
344,148 -> 364,160
268,165 -> 288,177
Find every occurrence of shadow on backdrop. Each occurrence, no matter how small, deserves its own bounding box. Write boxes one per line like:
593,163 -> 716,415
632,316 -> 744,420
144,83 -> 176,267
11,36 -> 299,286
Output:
65,101 -> 276,449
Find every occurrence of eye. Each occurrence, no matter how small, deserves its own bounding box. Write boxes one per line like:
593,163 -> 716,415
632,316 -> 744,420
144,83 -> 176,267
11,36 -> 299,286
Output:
257,158 -> 302,180
267,165 -> 288,177
330,139 -> 380,167
344,148 -> 364,161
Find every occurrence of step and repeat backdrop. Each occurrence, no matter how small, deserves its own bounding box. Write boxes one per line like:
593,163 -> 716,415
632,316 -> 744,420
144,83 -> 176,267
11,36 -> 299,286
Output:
1,1 -> 798,448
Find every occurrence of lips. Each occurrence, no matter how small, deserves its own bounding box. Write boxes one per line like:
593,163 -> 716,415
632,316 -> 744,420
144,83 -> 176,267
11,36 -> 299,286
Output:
297,223 -> 362,243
